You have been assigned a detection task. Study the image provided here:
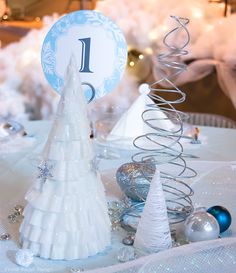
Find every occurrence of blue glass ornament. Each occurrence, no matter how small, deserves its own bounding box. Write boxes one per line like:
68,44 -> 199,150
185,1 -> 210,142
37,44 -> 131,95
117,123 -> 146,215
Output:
207,206 -> 231,233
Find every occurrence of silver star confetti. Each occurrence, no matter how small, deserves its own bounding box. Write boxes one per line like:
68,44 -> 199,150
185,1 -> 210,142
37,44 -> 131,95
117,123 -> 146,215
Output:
37,161 -> 53,183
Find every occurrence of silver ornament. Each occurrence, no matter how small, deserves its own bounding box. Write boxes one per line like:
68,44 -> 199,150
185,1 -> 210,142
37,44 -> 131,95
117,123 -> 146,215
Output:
0,233 -> 11,241
116,163 -> 155,201
0,120 -> 25,142
184,211 -> 220,242
122,235 -> 135,246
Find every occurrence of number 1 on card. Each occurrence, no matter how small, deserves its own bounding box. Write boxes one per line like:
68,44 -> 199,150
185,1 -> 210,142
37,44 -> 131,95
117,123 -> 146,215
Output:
79,37 -> 93,73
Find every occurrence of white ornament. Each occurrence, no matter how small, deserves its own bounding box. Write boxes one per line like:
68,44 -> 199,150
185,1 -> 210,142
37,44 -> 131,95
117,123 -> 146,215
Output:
184,211 -> 220,242
134,170 -> 172,255
19,57 -> 111,260
15,249 -> 34,267
138,83 -> 150,95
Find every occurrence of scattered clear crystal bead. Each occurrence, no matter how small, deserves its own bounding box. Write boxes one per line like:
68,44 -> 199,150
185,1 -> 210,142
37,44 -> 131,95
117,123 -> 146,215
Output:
117,247 -> 135,263
70,268 -> 84,272
14,205 -> 24,214
8,214 -> 17,223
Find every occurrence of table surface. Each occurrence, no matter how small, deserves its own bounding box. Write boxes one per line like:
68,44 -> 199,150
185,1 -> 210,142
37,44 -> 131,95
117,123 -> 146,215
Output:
0,120 -> 236,273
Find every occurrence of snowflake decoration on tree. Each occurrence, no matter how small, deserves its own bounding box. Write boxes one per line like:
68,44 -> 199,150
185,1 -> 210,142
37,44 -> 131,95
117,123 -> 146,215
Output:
37,161 -> 53,183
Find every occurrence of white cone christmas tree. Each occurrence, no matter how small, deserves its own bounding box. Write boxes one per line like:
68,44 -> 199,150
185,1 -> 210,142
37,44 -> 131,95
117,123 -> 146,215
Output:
19,57 -> 111,260
107,84 -> 175,145
134,169 -> 172,255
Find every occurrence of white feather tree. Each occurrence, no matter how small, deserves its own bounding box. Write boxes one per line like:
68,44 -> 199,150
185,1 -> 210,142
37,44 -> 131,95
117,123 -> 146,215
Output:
134,169 -> 172,255
19,57 -> 111,260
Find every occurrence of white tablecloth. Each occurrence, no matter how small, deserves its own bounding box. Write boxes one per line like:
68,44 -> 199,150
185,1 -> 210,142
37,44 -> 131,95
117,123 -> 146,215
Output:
0,121 -> 236,273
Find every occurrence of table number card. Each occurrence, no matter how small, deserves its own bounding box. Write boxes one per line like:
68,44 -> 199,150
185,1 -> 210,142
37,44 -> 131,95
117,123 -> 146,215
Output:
41,10 -> 127,101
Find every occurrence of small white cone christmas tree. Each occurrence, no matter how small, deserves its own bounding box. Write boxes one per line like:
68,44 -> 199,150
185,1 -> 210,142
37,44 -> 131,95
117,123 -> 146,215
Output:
19,57 -> 111,260
133,169 -> 172,255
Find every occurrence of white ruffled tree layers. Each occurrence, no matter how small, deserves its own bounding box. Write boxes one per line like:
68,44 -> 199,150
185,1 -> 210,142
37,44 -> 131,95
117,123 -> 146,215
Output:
19,58 -> 111,260
134,170 -> 172,255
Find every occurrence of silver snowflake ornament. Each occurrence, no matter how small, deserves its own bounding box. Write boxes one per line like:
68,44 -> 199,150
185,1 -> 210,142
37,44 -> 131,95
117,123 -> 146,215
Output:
37,161 -> 54,183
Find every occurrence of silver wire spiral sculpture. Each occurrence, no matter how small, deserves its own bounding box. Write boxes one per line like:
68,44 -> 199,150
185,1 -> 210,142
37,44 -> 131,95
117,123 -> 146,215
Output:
117,16 -> 197,226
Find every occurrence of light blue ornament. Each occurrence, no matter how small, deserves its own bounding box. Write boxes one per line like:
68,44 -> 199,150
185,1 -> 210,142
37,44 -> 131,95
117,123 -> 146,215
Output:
207,206 -> 232,233
116,162 -> 155,202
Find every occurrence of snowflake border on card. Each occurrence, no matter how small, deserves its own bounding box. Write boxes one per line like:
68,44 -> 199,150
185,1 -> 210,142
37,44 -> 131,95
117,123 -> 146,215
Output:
41,42 -> 55,75
41,10 -> 127,100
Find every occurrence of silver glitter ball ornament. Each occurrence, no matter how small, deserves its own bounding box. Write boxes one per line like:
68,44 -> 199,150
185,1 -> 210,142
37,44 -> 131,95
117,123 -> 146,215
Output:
184,211 -> 220,242
116,162 -> 155,201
